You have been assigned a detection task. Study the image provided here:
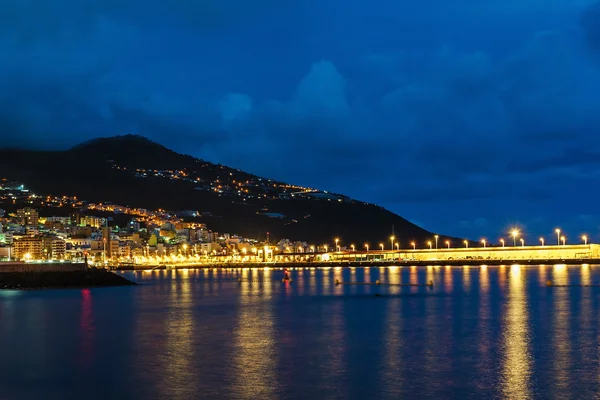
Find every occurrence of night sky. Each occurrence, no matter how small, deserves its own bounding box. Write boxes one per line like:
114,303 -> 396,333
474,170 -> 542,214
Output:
2,0 -> 600,241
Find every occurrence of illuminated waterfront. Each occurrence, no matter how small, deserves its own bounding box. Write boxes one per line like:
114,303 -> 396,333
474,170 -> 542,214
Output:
107,244 -> 600,269
2,266 -> 600,399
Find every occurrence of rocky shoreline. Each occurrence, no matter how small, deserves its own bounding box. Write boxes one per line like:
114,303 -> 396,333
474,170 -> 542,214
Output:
0,268 -> 137,290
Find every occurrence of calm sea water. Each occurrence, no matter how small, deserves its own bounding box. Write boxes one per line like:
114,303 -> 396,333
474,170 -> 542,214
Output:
1,265 -> 599,399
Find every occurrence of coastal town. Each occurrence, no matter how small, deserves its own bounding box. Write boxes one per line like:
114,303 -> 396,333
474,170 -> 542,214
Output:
0,179 -> 316,266
2,178 -> 600,270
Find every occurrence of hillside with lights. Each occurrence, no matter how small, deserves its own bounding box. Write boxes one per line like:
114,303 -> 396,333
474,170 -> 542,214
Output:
0,135 -> 457,245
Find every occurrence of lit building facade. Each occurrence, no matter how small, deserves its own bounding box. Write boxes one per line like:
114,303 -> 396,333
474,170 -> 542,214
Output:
13,237 -> 43,260
17,208 -> 39,227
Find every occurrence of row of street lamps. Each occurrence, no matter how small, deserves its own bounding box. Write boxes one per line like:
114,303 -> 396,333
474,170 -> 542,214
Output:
329,229 -> 591,252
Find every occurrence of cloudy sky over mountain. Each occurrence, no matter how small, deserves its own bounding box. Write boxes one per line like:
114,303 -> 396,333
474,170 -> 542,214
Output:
2,0 -> 600,240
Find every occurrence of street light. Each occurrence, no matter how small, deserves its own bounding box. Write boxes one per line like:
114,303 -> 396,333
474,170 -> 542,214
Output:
395,243 -> 399,250
582,235 -> 588,245
335,238 -> 340,252
390,236 -> 395,251
520,238 -> 524,247
555,229 -> 561,245
435,235 -> 439,249
380,243 -> 384,251
511,230 -> 519,247
540,237 -> 544,246
464,240 -> 468,248
445,240 -> 450,249
500,238 -> 505,248
324,245 -> 328,252
427,241 -> 432,250
561,236 -> 566,246
481,239 -> 486,248
411,242 -> 416,250
365,243 -> 369,252
351,244 -> 355,252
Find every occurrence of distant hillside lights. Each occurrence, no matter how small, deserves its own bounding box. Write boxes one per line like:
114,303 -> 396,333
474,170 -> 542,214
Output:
314,228 -> 592,256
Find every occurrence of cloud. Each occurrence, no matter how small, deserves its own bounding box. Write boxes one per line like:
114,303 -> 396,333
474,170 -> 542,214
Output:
291,61 -> 349,116
2,0 -> 600,238
219,94 -> 253,124
581,1 -> 600,54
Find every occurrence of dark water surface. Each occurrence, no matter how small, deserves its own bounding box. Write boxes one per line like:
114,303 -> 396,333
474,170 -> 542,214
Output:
1,265 -> 600,399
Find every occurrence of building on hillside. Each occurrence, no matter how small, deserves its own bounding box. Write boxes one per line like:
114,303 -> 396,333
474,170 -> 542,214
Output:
17,208 -> 39,227
0,246 -> 11,260
13,236 -> 43,260
43,237 -> 66,259
80,216 -> 103,229
46,216 -> 71,225
44,220 -> 64,230
91,237 -> 119,260
0,232 -> 13,245
196,242 -> 222,255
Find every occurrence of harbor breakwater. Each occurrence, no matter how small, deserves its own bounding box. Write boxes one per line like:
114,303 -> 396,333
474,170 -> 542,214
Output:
0,265 -> 137,289
112,258 -> 600,270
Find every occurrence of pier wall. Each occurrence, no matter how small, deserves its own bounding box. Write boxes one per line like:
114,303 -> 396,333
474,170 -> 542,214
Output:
323,244 -> 600,262
0,262 -> 87,273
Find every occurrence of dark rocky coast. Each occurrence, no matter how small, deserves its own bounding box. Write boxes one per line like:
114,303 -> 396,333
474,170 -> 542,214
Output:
0,267 -> 137,290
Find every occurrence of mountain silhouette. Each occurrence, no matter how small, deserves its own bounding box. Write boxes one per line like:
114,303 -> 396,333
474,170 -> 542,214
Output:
0,134 -> 453,245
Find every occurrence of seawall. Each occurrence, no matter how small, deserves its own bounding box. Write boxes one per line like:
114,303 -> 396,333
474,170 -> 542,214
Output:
113,258 -> 600,270
0,262 -> 87,273
0,267 -> 137,290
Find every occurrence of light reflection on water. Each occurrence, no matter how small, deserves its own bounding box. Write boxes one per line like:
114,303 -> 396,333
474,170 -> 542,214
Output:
1,266 -> 600,399
232,269 -> 277,400
551,265 -> 571,399
501,265 -> 532,399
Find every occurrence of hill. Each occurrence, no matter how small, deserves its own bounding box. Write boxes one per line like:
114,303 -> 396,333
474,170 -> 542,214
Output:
0,135 -> 455,245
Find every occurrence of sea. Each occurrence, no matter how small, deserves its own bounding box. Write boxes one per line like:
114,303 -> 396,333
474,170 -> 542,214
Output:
1,265 -> 599,400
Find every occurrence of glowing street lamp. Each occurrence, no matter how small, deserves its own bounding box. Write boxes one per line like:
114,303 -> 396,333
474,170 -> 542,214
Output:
427,241 -> 432,250
582,235 -> 588,245
464,240 -> 468,248
364,243 -> 369,252
411,242 -> 416,250
445,240 -> 450,249
380,243 -> 384,251
555,229 -> 561,245
540,237 -> 544,246
520,238 -> 524,247
351,244 -> 355,252
390,236 -> 395,251
561,236 -> 566,246
434,235 -> 439,249
395,243 -> 399,250
481,239 -> 486,248
500,238 -> 505,248
511,230 -> 519,247
335,238 -> 340,252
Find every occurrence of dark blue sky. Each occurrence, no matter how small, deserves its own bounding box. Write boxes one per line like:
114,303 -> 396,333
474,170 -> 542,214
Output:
2,0 -> 600,242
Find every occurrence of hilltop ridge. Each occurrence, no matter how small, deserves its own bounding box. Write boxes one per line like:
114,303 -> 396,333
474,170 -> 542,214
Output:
0,135 -> 453,245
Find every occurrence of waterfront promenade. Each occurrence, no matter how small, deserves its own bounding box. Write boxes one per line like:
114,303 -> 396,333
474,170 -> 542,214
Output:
110,244 -> 600,270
